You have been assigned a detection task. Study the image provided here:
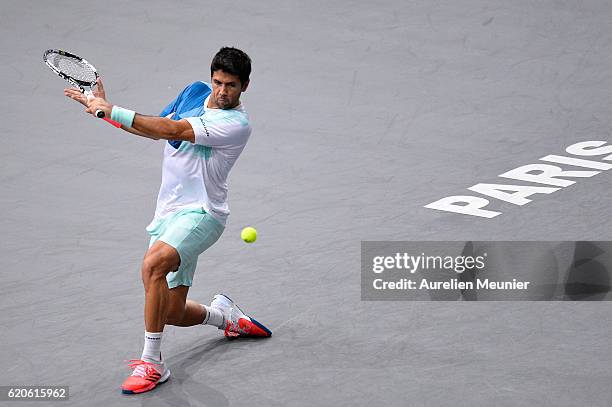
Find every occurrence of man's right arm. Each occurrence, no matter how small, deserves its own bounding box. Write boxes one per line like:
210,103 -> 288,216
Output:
120,125 -> 161,140
64,79 -> 186,141
120,113 -> 176,140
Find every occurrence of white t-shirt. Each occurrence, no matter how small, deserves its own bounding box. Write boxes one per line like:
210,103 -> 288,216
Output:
151,95 -> 251,226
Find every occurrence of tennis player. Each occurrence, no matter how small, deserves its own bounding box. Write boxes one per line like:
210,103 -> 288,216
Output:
64,47 -> 271,395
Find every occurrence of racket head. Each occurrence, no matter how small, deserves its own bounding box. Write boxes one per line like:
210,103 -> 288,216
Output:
43,49 -> 99,91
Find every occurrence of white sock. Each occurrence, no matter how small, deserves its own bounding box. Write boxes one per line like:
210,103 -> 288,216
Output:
141,331 -> 163,363
201,304 -> 225,328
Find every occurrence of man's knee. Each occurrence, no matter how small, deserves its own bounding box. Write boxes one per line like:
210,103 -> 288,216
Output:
141,243 -> 180,286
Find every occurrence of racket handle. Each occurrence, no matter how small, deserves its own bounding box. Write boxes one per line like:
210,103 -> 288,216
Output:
85,93 -> 106,119
102,117 -> 122,128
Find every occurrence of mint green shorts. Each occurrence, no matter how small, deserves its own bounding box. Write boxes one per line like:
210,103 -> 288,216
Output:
146,208 -> 225,289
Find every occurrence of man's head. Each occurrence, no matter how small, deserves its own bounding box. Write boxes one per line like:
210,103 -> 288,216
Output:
209,47 -> 251,110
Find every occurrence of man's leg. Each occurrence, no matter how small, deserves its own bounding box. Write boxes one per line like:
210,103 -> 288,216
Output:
166,285 -> 206,327
166,285 -> 227,328
141,241 -> 181,333
122,241 -> 177,395
140,240 -> 270,336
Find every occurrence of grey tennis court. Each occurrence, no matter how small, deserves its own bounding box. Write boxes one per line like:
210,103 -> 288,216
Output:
1,1 -> 612,406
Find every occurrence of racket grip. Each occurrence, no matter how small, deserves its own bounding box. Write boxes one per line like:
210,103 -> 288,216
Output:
102,117 -> 122,128
96,109 -> 105,118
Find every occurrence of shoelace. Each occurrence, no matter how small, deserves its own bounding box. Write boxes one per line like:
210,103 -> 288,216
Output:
225,322 -> 241,337
212,297 -> 250,336
225,314 -> 251,336
127,360 -> 161,378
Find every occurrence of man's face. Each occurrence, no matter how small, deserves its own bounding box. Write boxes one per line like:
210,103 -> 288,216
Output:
209,70 -> 248,110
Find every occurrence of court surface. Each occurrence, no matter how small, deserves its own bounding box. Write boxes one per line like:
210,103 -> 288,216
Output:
1,1 -> 612,406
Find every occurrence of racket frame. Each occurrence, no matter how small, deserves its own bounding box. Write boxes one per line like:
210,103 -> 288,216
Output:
43,49 -> 121,127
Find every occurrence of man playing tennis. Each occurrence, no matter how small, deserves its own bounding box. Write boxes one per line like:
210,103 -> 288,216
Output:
64,47 -> 271,395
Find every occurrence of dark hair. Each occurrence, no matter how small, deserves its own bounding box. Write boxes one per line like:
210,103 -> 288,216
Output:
210,47 -> 251,85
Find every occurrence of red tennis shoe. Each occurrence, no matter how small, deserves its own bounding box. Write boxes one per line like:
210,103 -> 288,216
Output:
121,359 -> 170,394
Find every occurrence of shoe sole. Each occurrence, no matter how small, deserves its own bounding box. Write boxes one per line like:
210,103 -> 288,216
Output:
121,368 -> 171,395
249,316 -> 273,337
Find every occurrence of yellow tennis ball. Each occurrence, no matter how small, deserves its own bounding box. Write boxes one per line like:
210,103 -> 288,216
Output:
241,226 -> 257,243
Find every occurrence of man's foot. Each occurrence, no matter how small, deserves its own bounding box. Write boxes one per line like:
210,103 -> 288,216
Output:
121,359 -> 170,394
210,294 -> 272,338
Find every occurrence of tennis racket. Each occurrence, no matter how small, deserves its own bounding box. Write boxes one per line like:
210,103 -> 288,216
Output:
43,49 -> 121,127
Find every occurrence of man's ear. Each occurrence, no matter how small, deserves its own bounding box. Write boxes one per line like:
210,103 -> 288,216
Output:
241,80 -> 250,92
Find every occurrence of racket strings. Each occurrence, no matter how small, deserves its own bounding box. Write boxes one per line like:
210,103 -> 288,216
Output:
48,53 -> 97,83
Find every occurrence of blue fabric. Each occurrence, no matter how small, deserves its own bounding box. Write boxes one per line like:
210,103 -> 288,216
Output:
160,81 -> 212,149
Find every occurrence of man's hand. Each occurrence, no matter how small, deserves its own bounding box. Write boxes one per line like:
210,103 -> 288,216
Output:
63,78 -> 108,107
64,77 -> 112,118
85,96 -> 113,118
